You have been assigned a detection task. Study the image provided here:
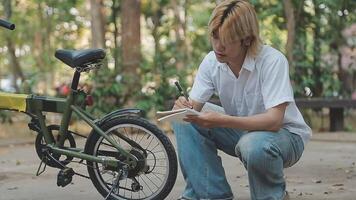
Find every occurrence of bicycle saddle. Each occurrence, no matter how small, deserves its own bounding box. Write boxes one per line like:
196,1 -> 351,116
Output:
55,49 -> 106,69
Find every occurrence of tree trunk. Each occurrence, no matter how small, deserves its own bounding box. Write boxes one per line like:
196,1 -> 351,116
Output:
312,0 -> 323,97
291,0 -> 309,96
151,11 -> 162,70
111,0 -> 120,72
121,0 -> 141,105
3,0 -> 24,92
121,0 -> 141,73
33,2 -> 46,72
172,0 -> 187,71
282,0 -> 295,67
90,0 -> 106,49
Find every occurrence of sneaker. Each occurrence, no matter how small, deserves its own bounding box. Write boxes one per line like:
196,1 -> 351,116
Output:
177,197 -> 190,200
283,191 -> 290,200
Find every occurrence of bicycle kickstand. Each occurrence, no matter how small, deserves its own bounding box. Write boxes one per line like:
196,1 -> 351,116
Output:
36,156 -> 47,176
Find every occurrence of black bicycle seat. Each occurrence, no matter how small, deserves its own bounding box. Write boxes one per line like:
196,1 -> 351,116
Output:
55,49 -> 106,69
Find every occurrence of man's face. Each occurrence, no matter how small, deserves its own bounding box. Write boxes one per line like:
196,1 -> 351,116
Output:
211,32 -> 247,63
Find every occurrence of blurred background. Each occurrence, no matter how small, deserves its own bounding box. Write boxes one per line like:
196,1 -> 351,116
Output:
0,0 -> 355,134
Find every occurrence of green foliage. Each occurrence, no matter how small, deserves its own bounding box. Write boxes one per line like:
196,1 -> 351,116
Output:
88,68 -> 124,117
0,0 -> 355,117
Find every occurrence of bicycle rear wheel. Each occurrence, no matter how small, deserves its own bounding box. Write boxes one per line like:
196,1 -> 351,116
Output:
85,116 -> 177,200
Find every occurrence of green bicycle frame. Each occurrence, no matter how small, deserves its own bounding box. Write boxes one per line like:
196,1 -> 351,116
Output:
0,84 -> 137,169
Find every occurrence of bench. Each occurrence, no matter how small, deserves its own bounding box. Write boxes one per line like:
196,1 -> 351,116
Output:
166,98 -> 356,132
295,98 -> 356,132
207,98 -> 356,132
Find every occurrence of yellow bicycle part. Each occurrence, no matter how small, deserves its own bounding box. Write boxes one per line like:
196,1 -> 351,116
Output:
0,92 -> 29,112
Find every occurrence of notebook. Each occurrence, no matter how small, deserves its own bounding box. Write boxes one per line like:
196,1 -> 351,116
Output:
156,102 -> 225,123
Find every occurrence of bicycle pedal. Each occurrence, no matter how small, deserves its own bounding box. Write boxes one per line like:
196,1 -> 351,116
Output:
57,167 -> 74,187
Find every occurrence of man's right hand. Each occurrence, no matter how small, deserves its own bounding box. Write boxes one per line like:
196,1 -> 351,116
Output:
173,96 -> 193,110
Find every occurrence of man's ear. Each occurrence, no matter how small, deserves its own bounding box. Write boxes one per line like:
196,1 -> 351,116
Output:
242,37 -> 252,46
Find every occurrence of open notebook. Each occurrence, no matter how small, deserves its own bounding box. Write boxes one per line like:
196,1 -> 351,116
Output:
156,102 -> 225,123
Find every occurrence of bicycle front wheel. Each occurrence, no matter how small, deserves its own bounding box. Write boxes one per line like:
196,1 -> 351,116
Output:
85,116 -> 177,200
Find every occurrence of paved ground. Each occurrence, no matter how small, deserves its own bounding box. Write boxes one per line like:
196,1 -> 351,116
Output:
0,133 -> 356,200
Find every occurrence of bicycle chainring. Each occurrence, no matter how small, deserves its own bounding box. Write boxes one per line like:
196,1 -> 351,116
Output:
35,125 -> 76,168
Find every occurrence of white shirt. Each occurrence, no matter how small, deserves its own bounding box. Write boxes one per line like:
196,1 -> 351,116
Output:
189,45 -> 312,144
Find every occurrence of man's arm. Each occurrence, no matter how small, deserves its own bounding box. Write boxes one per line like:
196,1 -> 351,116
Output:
220,103 -> 288,132
185,102 -> 288,132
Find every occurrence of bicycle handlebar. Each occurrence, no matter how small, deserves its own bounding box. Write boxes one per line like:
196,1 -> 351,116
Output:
0,19 -> 15,30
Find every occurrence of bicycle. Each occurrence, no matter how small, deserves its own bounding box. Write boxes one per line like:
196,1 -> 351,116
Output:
0,19 -> 178,200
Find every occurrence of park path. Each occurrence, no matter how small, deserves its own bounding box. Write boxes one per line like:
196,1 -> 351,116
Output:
0,134 -> 356,200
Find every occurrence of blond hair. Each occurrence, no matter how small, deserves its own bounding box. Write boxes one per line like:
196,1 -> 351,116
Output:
208,0 -> 262,57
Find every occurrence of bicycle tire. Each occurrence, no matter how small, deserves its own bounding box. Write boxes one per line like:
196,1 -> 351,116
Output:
85,116 -> 177,200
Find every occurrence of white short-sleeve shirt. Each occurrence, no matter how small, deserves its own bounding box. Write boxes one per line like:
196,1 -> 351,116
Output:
189,45 -> 312,144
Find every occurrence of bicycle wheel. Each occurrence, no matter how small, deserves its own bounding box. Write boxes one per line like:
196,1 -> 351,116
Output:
85,116 -> 177,200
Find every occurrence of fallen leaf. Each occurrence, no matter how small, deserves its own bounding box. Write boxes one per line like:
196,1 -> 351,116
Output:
313,179 -> 322,183
16,160 -> 21,165
7,187 -> 18,190
332,183 -> 344,187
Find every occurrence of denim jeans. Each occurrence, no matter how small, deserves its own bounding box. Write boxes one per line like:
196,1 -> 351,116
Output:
172,122 -> 304,200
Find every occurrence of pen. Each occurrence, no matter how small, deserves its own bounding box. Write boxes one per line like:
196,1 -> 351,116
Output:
174,81 -> 193,108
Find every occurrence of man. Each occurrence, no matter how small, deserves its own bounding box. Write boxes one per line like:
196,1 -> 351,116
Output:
172,0 -> 312,200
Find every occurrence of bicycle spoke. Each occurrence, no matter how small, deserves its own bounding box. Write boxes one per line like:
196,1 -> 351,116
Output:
123,127 -> 131,140
150,142 -> 160,152
145,136 -> 155,150
146,158 -> 166,160
151,171 -> 166,176
143,174 -> 160,189
101,142 -> 115,148
150,171 -> 164,182
134,129 -> 139,142
152,150 -> 165,154
139,176 -> 150,196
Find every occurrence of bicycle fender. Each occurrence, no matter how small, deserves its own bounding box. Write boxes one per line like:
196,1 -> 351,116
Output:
96,108 -> 144,126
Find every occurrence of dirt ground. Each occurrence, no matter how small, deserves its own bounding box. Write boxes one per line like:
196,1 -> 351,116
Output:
0,130 -> 356,200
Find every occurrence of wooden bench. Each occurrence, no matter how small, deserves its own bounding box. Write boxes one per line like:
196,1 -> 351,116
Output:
166,98 -> 356,132
295,98 -> 356,132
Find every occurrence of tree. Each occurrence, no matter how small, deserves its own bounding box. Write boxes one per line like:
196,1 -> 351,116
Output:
90,0 -> 106,49
121,0 -> 141,105
282,0 -> 296,65
3,0 -> 24,92
110,0 -> 120,71
172,0 -> 189,70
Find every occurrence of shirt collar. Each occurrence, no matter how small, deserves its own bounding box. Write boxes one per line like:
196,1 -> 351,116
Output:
217,55 -> 256,72
242,55 -> 255,72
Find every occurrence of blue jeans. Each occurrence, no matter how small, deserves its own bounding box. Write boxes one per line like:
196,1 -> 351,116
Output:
172,122 -> 304,200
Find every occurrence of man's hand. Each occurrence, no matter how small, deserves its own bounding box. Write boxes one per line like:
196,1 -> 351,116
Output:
184,112 -> 224,128
173,96 -> 193,110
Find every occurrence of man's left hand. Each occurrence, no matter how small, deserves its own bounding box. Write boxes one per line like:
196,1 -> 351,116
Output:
184,112 -> 224,128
